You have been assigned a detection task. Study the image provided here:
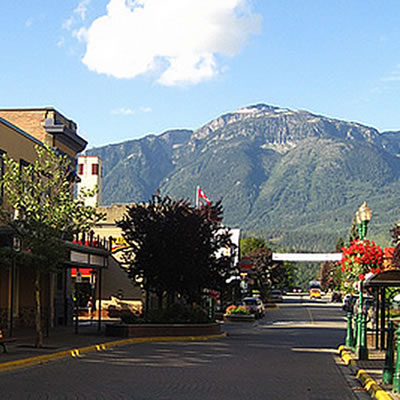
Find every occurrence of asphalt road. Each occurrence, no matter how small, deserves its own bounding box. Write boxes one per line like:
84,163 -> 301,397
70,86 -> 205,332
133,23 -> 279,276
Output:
0,294 -> 359,400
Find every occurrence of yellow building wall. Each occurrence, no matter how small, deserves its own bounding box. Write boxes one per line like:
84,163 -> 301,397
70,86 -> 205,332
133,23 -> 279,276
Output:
94,204 -> 129,239
0,109 -> 86,329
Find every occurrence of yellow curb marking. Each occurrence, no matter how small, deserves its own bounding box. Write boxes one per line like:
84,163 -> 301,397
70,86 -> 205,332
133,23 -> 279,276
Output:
338,345 -> 393,400
70,349 -> 80,357
0,332 -> 227,373
356,369 -> 393,400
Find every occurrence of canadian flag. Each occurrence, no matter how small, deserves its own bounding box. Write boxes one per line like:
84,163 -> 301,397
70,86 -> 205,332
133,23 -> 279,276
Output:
197,186 -> 211,206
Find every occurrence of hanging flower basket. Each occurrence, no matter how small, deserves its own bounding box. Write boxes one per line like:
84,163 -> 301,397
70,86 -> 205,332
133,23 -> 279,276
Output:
340,239 -> 383,288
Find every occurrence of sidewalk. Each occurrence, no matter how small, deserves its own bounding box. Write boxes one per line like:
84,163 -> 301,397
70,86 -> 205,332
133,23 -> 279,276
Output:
0,323 -> 115,366
339,345 -> 400,400
0,322 -> 227,372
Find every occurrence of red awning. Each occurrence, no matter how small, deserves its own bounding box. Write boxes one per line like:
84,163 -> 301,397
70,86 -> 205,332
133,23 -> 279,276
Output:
71,268 -> 95,278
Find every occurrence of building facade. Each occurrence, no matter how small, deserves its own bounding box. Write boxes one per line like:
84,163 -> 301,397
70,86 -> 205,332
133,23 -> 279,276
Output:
77,155 -> 102,207
0,108 -> 111,331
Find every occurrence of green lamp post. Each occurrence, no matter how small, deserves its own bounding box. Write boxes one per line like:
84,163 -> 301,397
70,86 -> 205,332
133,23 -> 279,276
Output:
355,202 -> 372,361
357,202 -> 372,240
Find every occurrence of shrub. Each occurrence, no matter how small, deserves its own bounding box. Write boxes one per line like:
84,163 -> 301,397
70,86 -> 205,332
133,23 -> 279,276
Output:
225,305 -> 250,315
120,310 -> 145,324
146,303 -> 212,324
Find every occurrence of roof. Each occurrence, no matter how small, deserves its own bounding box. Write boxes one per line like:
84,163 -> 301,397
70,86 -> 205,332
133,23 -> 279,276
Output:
364,269 -> 400,287
0,117 -> 43,146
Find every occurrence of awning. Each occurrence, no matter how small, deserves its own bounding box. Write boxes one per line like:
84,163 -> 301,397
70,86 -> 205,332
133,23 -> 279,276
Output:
364,269 -> 400,288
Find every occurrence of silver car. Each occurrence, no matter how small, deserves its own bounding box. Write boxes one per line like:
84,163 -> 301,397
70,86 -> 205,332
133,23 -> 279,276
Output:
271,289 -> 283,302
242,297 -> 265,318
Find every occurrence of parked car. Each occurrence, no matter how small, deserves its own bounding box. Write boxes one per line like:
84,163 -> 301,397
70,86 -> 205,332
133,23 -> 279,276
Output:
271,289 -> 283,302
241,297 -> 265,318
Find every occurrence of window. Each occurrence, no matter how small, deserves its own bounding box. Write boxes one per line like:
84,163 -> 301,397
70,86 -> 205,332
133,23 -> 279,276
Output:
78,164 -> 84,175
20,158 -> 30,171
92,163 -> 99,175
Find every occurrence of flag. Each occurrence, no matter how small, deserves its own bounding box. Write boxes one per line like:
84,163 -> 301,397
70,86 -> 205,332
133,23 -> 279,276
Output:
197,186 -> 211,206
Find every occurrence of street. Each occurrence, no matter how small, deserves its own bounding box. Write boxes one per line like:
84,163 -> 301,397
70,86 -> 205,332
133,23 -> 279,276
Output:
0,295 -> 358,400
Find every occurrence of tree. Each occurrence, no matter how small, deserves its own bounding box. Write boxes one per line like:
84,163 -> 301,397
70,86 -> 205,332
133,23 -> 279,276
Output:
318,261 -> 337,290
348,217 -> 360,244
117,194 -> 232,312
0,145 -> 104,347
247,248 -> 287,299
240,237 -> 268,257
390,224 -> 400,269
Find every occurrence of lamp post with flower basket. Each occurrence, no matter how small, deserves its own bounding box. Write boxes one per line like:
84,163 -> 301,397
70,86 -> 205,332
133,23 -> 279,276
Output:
341,202 -> 383,360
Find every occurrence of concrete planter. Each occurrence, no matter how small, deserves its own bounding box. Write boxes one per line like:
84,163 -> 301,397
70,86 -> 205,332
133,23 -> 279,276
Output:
105,322 -> 222,338
223,314 -> 255,322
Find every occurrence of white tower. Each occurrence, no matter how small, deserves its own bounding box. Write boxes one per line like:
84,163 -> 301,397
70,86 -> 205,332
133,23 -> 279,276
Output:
76,155 -> 102,207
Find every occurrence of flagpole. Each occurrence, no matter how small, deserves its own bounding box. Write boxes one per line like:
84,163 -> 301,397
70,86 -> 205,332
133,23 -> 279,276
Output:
196,185 -> 199,208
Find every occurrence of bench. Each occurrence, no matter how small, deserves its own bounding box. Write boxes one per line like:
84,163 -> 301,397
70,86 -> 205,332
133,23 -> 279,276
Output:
0,330 -> 16,353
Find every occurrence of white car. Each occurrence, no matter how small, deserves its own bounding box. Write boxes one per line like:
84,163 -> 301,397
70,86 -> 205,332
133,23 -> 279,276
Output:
242,297 -> 265,318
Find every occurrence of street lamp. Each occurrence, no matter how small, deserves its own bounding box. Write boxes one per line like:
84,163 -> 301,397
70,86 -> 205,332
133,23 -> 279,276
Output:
355,201 -> 372,360
357,202 -> 372,240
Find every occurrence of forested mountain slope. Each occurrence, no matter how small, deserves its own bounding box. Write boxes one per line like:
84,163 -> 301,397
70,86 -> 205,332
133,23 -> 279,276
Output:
86,104 -> 400,250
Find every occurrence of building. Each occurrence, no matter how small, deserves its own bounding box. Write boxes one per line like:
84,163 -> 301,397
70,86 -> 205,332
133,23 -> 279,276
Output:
0,108 -> 87,160
0,108 -> 111,331
93,204 -> 143,302
77,155 -> 102,207
0,116 -> 44,328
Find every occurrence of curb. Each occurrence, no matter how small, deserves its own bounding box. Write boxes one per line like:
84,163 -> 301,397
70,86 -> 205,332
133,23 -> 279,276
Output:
0,332 -> 227,373
338,345 -> 394,400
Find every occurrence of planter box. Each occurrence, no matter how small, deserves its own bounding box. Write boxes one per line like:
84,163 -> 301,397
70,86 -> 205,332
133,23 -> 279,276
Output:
223,314 -> 255,322
105,322 -> 222,338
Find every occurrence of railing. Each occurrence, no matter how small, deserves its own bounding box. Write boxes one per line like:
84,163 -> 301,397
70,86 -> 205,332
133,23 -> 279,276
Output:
72,231 -> 113,252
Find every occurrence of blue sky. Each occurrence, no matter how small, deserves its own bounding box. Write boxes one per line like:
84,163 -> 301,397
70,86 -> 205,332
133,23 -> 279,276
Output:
1,0 -> 400,148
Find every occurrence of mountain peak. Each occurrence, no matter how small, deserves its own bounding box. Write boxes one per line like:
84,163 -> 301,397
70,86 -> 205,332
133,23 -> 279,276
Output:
235,103 -> 281,114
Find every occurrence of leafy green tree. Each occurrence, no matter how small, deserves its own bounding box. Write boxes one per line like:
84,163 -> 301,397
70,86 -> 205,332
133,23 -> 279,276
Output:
389,224 -> 400,269
336,237 -> 345,252
348,217 -> 359,244
240,237 -> 268,257
117,194 -> 232,313
247,248 -> 287,298
0,145 -> 104,347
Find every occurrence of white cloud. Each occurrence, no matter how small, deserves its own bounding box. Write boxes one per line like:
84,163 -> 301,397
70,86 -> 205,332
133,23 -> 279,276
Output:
111,106 -> 152,115
139,106 -> 152,113
57,37 -> 66,48
62,16 -> 75,31
111,107 -> 135,115
75,0 -> 91,20
80,0 -> 262,86
73,27 -> 89,42
381,64 -> 400,82
63,0 -> 92,31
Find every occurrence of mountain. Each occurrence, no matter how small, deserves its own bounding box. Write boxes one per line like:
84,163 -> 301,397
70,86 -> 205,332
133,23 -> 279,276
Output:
86,104 -> 400,251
